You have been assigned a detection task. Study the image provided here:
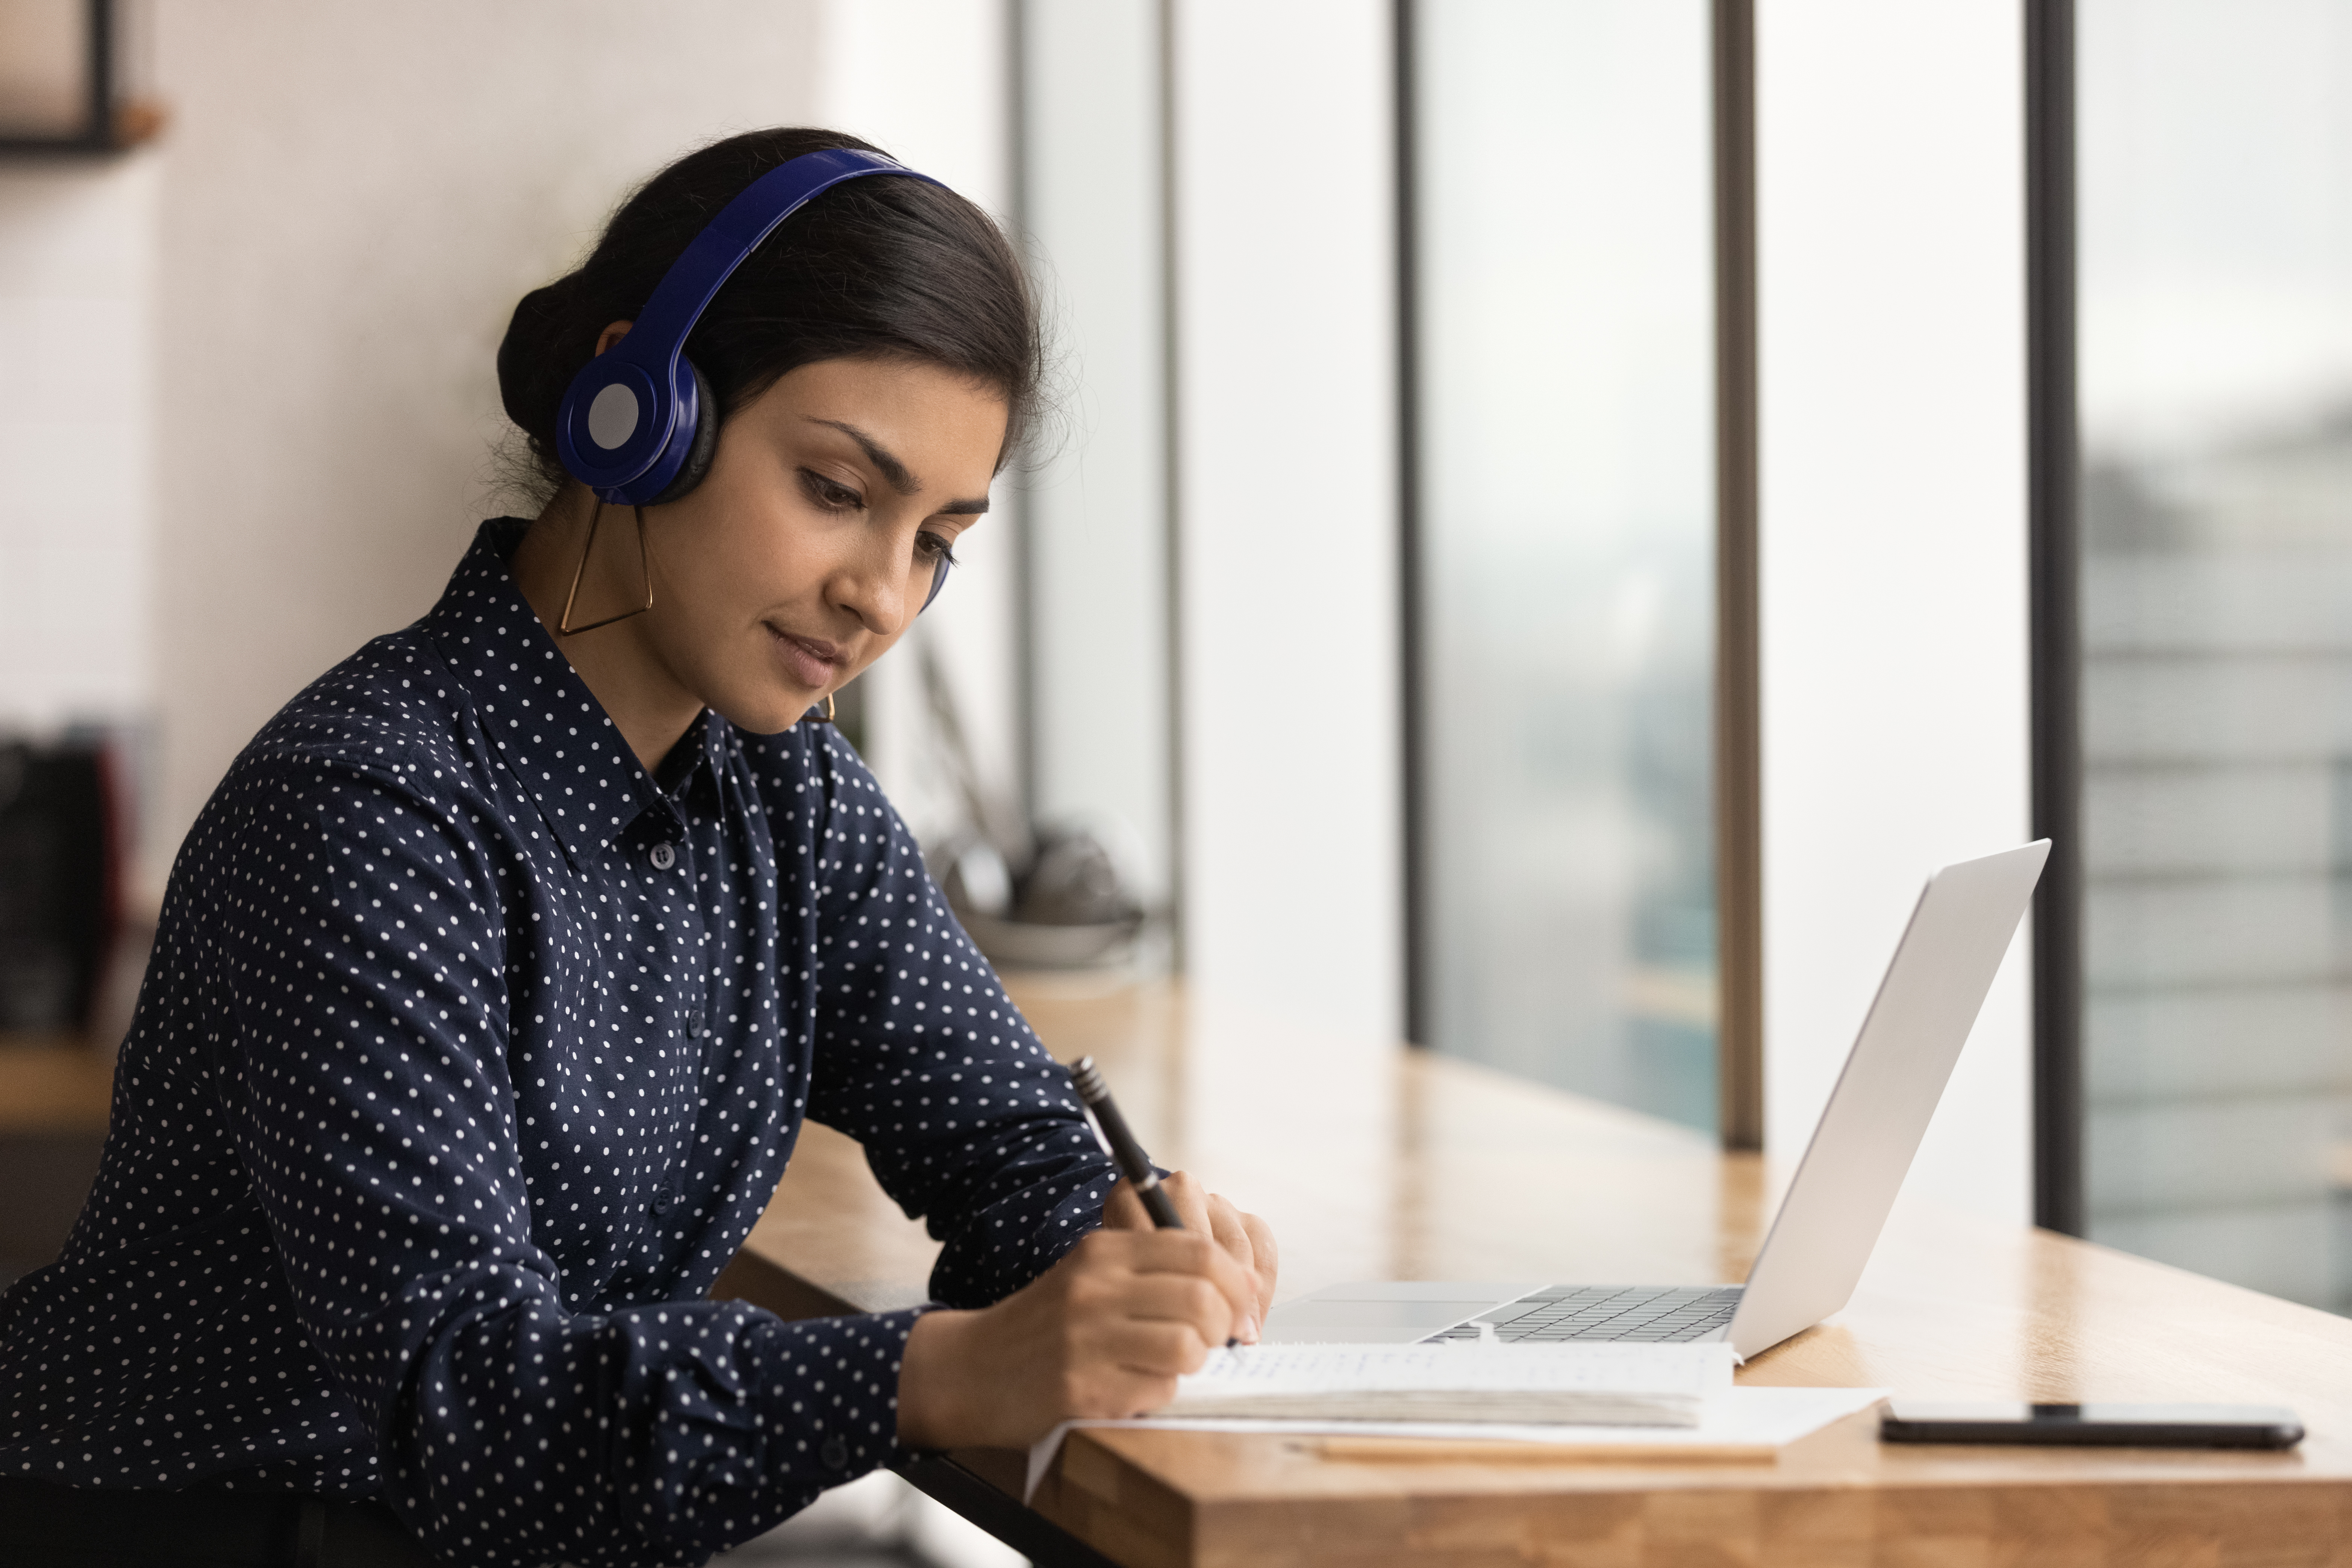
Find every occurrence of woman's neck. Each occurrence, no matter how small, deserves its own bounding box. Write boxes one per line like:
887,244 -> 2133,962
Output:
508,492 -> 705,774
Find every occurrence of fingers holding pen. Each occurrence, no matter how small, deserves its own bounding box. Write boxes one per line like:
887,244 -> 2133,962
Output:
1049,1229 -> 1246,1418
1097,1273 -> 1236,1372
1159,1172 -> 1272,1340
1103,1170 -> 1272,1342
1118,1226 -> 1257,1348
902,1054 -> 1290,1451
1157,1168 -> 1216,1233
1200,1195 -> 1269,1340
1237,1207 -> 1280,1324
897,1200 -> 1276,1448
1070,1061 -> 1279,1342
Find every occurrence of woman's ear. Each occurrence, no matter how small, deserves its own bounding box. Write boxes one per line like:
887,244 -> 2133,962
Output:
595,320 -> 634,356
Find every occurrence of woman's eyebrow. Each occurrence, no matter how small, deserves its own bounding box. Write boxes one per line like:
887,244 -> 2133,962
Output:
809,418 -> 919,494
808,416 -> 989,515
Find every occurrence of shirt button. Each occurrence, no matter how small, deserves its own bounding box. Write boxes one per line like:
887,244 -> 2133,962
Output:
649,841 -> 677,871
820,1436 -> 849,1470
650,1189 -> 675,1215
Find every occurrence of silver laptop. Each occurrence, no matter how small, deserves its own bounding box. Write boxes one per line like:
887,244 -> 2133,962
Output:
1265,841 -> 2050,1362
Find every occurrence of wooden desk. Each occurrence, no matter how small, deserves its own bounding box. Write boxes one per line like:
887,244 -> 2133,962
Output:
0,1036 -> 117,1134
0,1037 -> 115,1279
731,976 -> 2352,1567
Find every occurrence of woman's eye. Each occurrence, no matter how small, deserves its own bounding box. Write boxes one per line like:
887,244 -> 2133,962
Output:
800,470 -> 863,511
915,532 -> 959,566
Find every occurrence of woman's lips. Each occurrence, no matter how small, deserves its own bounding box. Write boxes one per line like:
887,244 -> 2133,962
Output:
768,627 -> 843,692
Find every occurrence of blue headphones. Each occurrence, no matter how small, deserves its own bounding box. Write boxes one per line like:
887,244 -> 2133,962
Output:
554,146 -> 957,612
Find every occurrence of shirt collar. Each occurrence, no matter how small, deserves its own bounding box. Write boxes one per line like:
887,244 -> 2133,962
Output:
654,708 -> 730,807
426,518 -> 710,863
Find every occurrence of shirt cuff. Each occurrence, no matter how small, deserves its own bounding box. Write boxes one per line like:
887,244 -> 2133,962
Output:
751,1306 -> 935,1489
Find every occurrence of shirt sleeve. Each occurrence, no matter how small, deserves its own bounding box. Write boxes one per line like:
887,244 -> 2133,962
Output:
206,750 -> 913,1567
798,735 -> 1121,1309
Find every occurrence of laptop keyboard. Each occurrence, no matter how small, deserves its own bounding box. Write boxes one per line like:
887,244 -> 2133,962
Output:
1422,1284 -> 1744,1344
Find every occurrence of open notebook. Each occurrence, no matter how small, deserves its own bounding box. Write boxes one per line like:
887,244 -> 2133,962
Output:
1154,1342 -> 1734,1427
1024,1344 -> 1884,1501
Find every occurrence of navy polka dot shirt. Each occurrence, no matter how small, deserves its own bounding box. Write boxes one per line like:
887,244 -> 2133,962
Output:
0,520 -> 1116,1565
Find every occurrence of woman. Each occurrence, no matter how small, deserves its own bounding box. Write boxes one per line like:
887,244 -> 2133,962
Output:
0,128 -> 1276,1568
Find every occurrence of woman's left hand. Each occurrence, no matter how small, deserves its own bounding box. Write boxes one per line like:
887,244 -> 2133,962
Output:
1102,1171 -> 1279,1344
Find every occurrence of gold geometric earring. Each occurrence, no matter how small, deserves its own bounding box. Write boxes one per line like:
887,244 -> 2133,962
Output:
557,497 -> 655,636
822,690 -> 838,724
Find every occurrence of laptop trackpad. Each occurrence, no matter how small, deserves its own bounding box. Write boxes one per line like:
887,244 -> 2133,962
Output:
1260,1299 -> 1504,1344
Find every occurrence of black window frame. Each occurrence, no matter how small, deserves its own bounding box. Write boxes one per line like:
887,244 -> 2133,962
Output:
2025,0 -> 2084,1237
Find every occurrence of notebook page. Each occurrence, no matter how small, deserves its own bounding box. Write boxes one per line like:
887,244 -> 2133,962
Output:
1165,1342 -> 1734,1404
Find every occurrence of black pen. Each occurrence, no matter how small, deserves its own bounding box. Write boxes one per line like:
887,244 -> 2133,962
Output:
1068,1057 -> 1245,1345
1067,1056 -> 1184,1229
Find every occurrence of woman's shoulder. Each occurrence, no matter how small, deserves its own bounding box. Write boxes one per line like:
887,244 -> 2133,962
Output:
164,626 -> 508,925
219,623 -> 485,809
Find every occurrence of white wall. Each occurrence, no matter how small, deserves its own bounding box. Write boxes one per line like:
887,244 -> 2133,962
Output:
0,156 -> 154,734
1171,0 -> 1403,1042
1756,0 -> 2034,1221
141,0 -> 841,890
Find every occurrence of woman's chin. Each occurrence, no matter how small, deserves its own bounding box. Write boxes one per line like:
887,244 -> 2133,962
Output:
709,691 -> 822,738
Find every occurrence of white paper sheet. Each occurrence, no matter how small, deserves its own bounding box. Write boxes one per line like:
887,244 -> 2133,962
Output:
1162,1341 -> 1733,1424
1021,1385 -> 1889,1502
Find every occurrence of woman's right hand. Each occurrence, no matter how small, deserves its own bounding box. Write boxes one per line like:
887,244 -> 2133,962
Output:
895,1225 -> 1257,1450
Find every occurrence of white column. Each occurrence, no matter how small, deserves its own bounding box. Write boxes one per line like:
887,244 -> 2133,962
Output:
1756,0 -> 2034,1221
1020,0 -> 1174,907
1170,0 -> 1403,1044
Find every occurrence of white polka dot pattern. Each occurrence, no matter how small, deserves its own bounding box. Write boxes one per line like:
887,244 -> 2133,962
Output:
0,520 -> 1116,1566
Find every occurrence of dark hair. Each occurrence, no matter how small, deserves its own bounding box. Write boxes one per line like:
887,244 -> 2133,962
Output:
497,127 -> 1043,498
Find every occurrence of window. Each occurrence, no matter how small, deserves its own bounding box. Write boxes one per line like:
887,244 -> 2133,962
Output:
1405,0 -> 1727,1131
2048,0 -> 2352,1312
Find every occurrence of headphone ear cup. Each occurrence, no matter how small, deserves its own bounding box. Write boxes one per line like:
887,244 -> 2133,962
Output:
647,358 -> 721,505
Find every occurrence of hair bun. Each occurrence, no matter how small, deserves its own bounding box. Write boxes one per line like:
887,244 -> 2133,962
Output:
497,277 -> 585,449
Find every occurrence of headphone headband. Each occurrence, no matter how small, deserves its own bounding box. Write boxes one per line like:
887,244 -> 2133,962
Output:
554,147 -> 944,506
